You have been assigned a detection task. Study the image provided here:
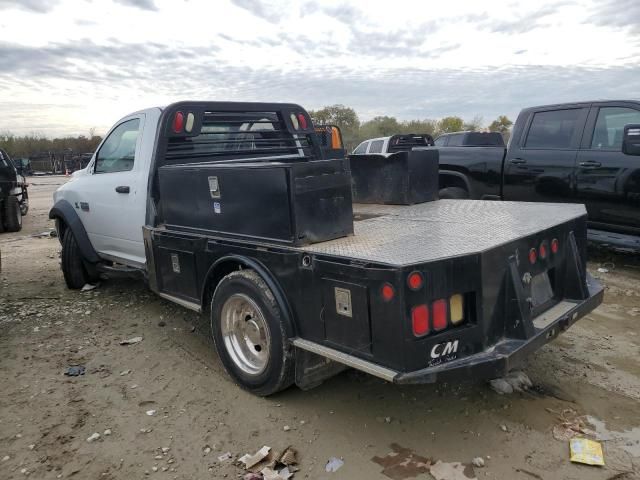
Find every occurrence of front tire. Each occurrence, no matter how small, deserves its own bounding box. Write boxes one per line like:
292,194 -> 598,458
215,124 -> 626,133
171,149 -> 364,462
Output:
3,196 -> 22,232
211,270 -> 294,396
61,229 -> 93,289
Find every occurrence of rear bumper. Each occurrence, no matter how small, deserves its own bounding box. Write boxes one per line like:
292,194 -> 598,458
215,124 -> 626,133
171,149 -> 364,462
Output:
394,274 -> 603,384
293,274 -> 603,386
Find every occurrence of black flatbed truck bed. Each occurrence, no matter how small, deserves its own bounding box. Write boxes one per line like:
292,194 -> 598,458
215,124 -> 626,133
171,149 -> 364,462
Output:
141,101 -> 602,395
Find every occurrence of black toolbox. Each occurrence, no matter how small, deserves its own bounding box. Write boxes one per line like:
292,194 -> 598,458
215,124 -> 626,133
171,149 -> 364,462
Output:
158,158 -> 353,245
349,149 -> 439,205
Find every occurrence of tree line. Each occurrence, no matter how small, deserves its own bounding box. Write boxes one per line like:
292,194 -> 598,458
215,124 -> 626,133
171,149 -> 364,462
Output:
0,107 -> 514,160
0,130 -> 103,160
308,105 -> 513,151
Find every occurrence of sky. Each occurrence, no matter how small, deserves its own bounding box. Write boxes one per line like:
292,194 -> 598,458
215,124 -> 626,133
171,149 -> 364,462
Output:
0,0 -> 639,137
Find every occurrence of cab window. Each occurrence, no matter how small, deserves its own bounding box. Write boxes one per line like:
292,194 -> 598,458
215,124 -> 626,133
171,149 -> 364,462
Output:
95,119 -> 140,173
353,141 -> 369,155
525,109 -> 581,149
434,136 -> 447,147
368,140 -> 384,154
448,134 -> 463,146
591,107 -> 640,150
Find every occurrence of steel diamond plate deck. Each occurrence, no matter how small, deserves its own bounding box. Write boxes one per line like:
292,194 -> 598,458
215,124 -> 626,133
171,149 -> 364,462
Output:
298,200 -> 586,265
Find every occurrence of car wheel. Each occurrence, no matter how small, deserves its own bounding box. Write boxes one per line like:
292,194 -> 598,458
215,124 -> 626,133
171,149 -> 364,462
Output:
61,229 -> 92,289
3,196 -> 22,232
211,269 -> 294,396
439,187 -> 469,199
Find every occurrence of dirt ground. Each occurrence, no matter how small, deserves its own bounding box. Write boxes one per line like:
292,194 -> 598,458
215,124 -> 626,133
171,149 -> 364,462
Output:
1,176 -> 639,480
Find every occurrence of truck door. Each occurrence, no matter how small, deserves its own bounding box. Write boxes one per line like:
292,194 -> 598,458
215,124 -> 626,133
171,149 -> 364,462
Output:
74,115 -> 148,266
503,107 -> 589,202
575,103 -> 640,232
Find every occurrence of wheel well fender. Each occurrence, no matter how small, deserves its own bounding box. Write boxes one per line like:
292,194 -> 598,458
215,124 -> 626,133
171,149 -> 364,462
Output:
439,170 -> 473,196
201,255 -> 297,338
49,200 -> 100,263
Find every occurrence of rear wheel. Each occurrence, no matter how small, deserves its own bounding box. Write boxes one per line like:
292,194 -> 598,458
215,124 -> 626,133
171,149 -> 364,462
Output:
3,196 -> 22,232
61,229 -> 94,289
211,270 -> 294,396
439,186 -> 469,199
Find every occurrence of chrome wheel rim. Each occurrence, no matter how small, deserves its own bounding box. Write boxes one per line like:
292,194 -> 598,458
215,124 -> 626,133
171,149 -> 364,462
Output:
220,293 -> 270,375
16,203 -> 22,226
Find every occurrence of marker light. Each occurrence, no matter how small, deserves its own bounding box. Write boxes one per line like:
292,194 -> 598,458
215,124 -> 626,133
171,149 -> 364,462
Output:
412,304 -> 429,336
381,283 -> 395,302
185,112 -> 195,133
290,113 -> 299,130
551,238 -> 559,254
432,299 -> 447,331
407,271 -> 423,290
172,111 -> 184,133
539,242 -> 548,259
297,113 -> 308,130
330,126 -> 342,149
528,248 -> 537,264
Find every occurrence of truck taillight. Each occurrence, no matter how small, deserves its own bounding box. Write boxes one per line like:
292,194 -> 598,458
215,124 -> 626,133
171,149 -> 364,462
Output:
173,111 -> 184,133
432,299 -> 447,331
450,294 -> 464,325
551,238 -> 559,254
412,304 -> 429,336
528,248 -> 537,264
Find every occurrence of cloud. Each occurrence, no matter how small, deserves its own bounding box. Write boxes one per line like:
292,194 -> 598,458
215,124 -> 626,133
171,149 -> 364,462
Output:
585,0 -> 640,34
228,0 -> 281,23
0,0 -> 59,13
480,4 -> 564,34
3,35 -> 639,136
114,0 -> 157,11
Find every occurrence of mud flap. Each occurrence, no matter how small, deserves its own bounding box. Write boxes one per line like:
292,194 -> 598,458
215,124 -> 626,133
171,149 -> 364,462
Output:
563,231 -> 588,301
294,348 -> 347,390
505,256 -> 535,339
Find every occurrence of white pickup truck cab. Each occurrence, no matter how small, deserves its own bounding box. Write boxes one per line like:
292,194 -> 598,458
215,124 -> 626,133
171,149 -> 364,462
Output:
351,133 -> 434,157
53,107 -> 161,270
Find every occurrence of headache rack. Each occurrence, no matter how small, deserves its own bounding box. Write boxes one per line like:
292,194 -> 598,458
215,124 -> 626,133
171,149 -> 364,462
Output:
388,133 -> 434,152
155,101 -> 322,167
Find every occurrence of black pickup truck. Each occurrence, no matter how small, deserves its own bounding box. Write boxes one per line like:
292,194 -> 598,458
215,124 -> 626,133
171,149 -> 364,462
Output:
437,101 -> 640,251
0,148 -> 29,232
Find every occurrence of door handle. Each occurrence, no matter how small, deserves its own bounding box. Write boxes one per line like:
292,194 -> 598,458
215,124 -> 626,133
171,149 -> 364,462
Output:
115,186 -> 130,194
579,161 -> 601,168
510,158 -> 527,165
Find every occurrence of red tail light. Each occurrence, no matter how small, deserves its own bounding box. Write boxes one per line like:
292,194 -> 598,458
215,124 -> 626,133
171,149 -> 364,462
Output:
297,113 -> 308,130
381,283 -> 395,302
172,111 -> 184,133
551,238 -> 559,254
412,304 -> 429,336
407,271 -> 423,290
528,248 -> 537,264
432,299 -> 447,331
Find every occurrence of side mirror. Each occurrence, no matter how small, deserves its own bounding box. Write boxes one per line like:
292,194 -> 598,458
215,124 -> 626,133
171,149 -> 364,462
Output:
622,124 -> 640,156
